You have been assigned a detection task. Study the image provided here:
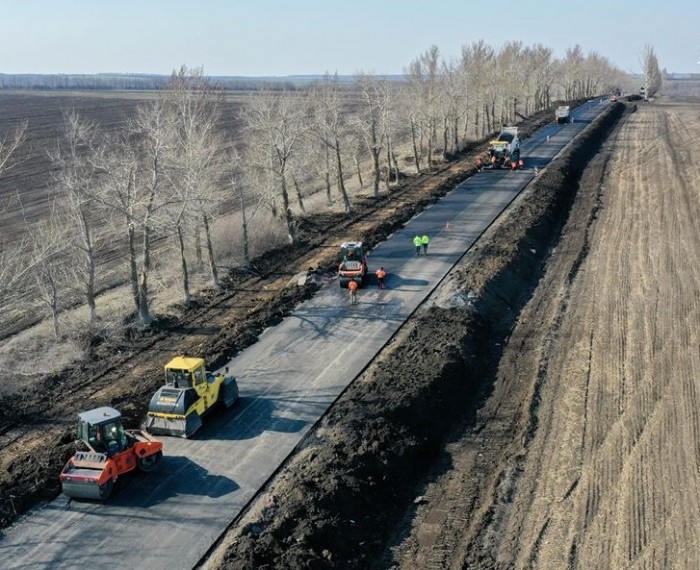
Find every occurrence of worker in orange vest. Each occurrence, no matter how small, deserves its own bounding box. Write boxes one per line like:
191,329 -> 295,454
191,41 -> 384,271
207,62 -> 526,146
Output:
348,280 -> 358,304
376,267 -> 387,289
476,157 -> 483,171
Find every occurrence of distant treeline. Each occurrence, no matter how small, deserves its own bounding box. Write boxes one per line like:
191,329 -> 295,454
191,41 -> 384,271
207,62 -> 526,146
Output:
0,73 -> 404,91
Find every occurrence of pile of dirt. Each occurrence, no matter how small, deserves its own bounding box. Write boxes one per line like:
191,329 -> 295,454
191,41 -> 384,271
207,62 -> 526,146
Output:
207,103 -> 626,569
0,107 -> 560,530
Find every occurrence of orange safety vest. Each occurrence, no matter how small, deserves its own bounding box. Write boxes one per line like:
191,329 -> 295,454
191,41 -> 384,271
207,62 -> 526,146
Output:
376,269 -> 386,279
348,281 -> 358,291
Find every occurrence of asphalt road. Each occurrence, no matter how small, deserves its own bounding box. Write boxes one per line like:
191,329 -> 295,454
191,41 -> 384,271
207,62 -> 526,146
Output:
0,99 -> 610,570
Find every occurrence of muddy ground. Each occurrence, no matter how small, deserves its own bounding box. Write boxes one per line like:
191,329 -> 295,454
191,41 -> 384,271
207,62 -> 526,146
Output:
0,104 -> 557,530
198,103 -> 626,569
205,96 -> 700,570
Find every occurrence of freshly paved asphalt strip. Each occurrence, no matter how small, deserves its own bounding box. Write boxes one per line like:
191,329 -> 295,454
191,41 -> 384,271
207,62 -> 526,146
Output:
0,99 -> 610,570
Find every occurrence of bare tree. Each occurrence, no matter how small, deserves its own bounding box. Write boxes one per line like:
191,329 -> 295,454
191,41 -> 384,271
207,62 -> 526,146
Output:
132,97 -> 174,326
0,237 -> 34,319
379,79 -> 399,188
27,215 -> 69,337
91,131 -> 141,310
0,118 -> 27,177
312,74 -> 352,213
166,66 -> 226,288
354,73 -> 385,198
641,44 -> 662,100
233,152 -> 266,269
48,110 -> 101,323
242,89 -> 309,243
461,40 -> 495,139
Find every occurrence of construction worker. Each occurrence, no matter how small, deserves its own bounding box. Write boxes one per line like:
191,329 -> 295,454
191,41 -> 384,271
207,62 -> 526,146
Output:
348,279 -> 358,304
413,235 -> 422,256
511,159 -> 517,172
376,267 -> 386,289
490,154 -> 497,169
476,157 -> 483,171
421,234 -> 430,255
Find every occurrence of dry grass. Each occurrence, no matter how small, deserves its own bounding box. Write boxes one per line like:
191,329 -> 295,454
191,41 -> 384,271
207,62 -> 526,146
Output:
0,120 -> 444,392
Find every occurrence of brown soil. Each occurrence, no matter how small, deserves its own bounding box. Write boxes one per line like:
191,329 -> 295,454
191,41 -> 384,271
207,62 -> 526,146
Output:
0,105 -> 555,529
200,103 -> 629,569
205,97 -> 700,570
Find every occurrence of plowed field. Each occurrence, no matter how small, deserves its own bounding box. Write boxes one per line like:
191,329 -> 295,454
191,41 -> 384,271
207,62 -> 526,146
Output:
392,100 -> 700,569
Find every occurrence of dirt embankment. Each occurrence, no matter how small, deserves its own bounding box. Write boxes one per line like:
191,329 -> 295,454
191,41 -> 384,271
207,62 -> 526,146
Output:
204,103 -> 626,569
0,109 -> 555,529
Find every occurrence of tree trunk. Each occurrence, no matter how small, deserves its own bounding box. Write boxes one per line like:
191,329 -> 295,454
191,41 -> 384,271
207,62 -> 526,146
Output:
391,150 -> 400,184
443,116 -> 449,158
453,115 -> 460,152
355,157 -> 364,189
292,174 -> 306,214
138,269 -> 151,326
334,139 -> 351,214
410,119 -> 421,173
43,263 -> 60,337
371,147 -> 380,198
194,226 -> 203,271
176,224 -> 191,306
426,128 -> 433,169
324,145 -> 332,204
127,222 -> 139,310
239,184 -> 251,269
280,174 -> 295,244
138,222 -> 152,327
202,212 -> 219,287
80,208 -> 97,323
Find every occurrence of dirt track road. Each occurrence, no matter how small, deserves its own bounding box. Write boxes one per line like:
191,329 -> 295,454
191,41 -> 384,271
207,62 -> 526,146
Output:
394,101 -> 700,569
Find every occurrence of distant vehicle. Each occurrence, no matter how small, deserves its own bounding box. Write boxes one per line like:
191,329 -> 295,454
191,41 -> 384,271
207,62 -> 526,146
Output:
555,105 -> 571,124
486,126 -> 521,168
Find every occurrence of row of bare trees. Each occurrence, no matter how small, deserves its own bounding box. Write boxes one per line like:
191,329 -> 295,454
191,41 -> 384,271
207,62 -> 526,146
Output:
1,41 -> 625,338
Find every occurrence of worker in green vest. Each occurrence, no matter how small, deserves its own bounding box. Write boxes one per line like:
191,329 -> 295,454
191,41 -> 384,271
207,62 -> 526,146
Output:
421,234 -> 430,255
413,235 -> 422,256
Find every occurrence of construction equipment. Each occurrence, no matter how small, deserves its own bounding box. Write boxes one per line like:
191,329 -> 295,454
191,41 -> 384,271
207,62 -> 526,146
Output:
60,406 -> 163,500
338,241 -> 368,288
486,126 -> 520,168
146,356 -> 239,438
555,105 -> 571,123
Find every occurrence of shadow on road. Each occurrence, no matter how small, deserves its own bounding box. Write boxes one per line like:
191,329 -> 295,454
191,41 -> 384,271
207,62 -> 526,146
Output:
197,395 -> 313,442
106,455 -> 240,508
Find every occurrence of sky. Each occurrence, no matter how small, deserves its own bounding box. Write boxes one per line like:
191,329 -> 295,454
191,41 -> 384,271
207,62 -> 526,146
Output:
0,0 -> 697,77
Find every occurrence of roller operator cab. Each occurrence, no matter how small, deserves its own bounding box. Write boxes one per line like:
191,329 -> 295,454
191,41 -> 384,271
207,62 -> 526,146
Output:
146,356 -> 239,438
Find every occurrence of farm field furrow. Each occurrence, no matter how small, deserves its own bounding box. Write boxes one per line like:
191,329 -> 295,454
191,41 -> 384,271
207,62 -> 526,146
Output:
392,100 -> 700,570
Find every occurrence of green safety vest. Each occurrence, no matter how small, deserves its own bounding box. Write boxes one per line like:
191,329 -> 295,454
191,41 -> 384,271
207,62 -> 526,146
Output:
413,236 -> 422,246
421,235 -> 429,244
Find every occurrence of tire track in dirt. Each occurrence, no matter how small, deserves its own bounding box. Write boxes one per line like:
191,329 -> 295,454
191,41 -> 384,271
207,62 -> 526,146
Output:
489,101 -> 700,570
